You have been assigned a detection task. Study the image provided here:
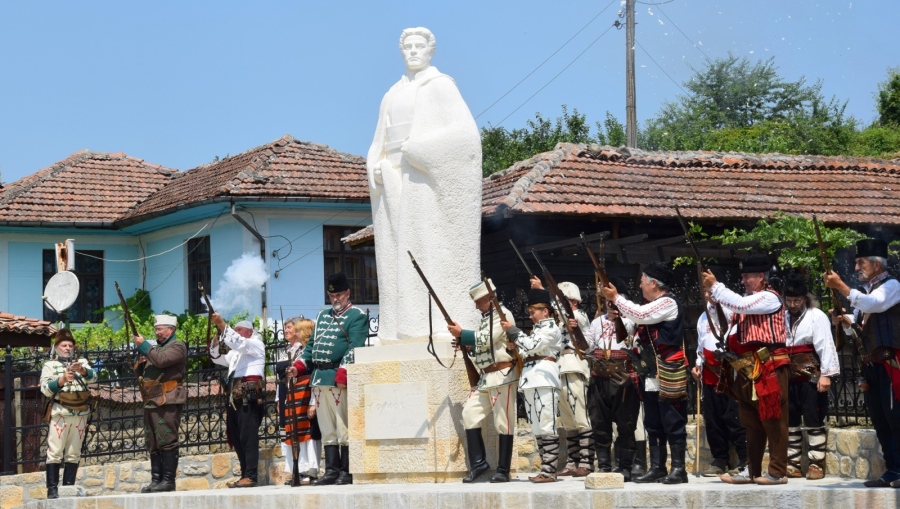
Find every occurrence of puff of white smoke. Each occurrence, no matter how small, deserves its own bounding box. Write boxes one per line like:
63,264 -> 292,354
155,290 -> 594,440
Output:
208,253 -> 268,315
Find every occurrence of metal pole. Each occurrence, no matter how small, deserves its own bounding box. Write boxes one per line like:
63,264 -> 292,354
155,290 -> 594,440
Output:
625,0 -> 637,147
2,345 -> 13,474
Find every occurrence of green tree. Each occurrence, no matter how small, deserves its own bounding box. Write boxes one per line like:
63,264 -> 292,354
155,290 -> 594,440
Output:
876,66 -> 900,127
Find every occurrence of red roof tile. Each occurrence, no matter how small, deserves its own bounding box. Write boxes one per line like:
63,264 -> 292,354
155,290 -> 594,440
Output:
482,144 -> 900,225
0,312 -> 57,336
0,151 -> 177,226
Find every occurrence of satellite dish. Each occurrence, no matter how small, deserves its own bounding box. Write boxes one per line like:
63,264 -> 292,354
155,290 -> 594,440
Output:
43,271 -> 80,313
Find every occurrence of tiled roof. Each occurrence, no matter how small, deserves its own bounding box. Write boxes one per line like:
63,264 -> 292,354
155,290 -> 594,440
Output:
120,135 -> 369,223
342,224 -> 374,247
482,143 -> 900,225
0,312 -> 57,336
0,151 -> 177,226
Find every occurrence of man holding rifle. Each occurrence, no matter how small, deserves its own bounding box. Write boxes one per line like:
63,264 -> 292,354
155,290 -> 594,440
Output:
448,278 -> 518,483
824,239 -> 900,488
702,254 -> 790,485
209,315 -> 266,488
601,262 -> 689,484
134,314 -> 187,493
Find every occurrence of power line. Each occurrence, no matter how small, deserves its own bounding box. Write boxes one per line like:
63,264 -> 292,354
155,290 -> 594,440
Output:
635,39 -> 688,95
656,4 -> 713,63
474,0 -> 618,120
493,23 -> 618,127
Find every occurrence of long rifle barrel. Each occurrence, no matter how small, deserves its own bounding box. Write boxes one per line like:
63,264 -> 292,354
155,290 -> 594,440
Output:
510,239 -> 535,276
531,249 -> 591,352
408,251 -> 453,325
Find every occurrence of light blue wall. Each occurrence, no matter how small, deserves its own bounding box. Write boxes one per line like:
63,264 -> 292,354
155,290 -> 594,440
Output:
209,221 -> 258,321
267,218 -> 326,320
144,235 -> 187,316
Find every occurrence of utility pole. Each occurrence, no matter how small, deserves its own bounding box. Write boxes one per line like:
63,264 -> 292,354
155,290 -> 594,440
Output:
625,0 -> 637,147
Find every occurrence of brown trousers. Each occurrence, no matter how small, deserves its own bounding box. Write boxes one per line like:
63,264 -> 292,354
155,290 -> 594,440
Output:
144,405 -> 183,453
731,365 -> 789,479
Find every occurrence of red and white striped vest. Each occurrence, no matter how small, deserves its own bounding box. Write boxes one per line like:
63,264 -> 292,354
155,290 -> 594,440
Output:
736,289 -> 787,346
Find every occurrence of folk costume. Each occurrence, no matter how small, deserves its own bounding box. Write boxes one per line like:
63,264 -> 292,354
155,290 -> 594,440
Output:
136,314 -> 188,493
459,279 -> 518,483
291,273 -> 368,485
555,282 -> 594,477
210,321 -> 266,488
275,341 -> 321,484
783,273 -> 839,480
837,240 -> 900,487
711,254 -> 790,485
39,329 -> 97,499
586,297 -> 641,480
507,288 -> 563,483
695,296 -> 747,477
613,262 -> 689,485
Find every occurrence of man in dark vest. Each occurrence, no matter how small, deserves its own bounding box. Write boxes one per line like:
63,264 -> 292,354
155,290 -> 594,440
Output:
825,239 -> 900,487
703,254 -> 790,485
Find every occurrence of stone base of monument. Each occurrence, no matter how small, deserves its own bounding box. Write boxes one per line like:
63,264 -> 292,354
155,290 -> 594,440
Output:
584,472 -> 624,490
347,339 -> 511,483
57,485 -> 85,497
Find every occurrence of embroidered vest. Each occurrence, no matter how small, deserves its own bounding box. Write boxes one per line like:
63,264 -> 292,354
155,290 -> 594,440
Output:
861,276 -> 900,352
736,289 -> 787,346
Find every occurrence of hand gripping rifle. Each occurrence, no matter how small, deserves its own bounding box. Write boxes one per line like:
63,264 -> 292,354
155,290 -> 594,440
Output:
278,306 -> 302,486
482,274 -> 524,376
580,233 -> 630,345
114,281 -> 142,371
530,249 -> 591,353
408,251 -> 481,389
199,283 -> 221,360
813,215 -> 859,351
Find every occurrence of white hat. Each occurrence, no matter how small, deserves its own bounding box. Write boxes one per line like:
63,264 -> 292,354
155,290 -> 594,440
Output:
234,320 -> 254,331
154,314 -> 178,327
558,282 -> 582,303
469,279 -> 492,301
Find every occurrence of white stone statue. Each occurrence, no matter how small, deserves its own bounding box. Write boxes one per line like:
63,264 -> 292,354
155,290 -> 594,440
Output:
366,27 -> 482,342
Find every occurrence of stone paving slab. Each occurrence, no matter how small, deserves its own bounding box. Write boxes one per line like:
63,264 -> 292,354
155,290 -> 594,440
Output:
19,474 -> 900,509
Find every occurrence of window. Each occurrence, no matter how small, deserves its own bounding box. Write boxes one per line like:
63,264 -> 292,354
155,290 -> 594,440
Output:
323,226 -> 378,304
187,236 -> 212,314
42,250 -> 104,323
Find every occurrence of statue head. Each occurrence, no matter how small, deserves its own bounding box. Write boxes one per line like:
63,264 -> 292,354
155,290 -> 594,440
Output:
399,27 -> 436,73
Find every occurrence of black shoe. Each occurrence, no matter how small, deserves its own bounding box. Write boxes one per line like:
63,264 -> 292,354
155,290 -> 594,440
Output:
313,445 -> 341,486
661,445 -> 688,484
141,453 -> 162,493
490,434 -> 514,483
631,440 -> 647,477
150,449 -> 178,492
864,477 -> 894,488
462,429 -> 490,483
62,462 -> 79,486
596,445 -> 612,473
618,447 -> 635,483
46,463 -> 60,500
633,444 -> 666,483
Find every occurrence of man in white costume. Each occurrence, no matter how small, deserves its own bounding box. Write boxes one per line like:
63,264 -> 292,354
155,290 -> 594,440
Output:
367,27 -> 482,342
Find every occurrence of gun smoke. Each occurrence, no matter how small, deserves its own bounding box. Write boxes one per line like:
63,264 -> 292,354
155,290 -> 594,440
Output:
207,253 -> 268,316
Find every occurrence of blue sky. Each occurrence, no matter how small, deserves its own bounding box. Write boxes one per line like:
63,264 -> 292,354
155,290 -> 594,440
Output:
1,0 -> 895,184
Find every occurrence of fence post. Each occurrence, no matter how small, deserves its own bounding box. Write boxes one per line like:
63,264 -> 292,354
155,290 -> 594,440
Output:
2,345 -> 13,474
14,377 -> 23,474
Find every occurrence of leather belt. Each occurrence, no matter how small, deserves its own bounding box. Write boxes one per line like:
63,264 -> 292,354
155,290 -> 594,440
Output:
483,361 -> 514,373
141,379 -> 179,392
312,361 -> 341,371
524,355 -> 557,364
560,350 -> 576,356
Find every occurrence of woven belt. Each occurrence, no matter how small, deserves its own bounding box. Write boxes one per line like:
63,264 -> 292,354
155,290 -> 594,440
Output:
483,361 -> 514,373
524,355 -> 557,364
560,349 -> 576,356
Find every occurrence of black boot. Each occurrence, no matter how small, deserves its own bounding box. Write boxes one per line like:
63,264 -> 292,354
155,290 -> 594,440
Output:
612,446 -> 623,474
618,447 -> 635,482
661,444 -> 688,484
490,434 -> 514,483
46,463 -> 60,500
141,453 -> 162,493
62,462 -> 79,486
336,445 -> 352,485
313,445 -> 341,486
631,440 -> 647,477
634,443 -> 667,483
596,445 -> 612,473
462,428 -> 490,483
150,449 -> 178,492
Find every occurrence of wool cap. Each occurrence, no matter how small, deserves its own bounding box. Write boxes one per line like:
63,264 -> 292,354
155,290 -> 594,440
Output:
54,328 -> 76,346
643,262 -> 674,287
783,270 -> 809,297
469,279 -> 491,301
738,254 -> 772,274
557,282 -> 582,303
154,314 -> 178,327
856,239 -> 888,259
527,288 -> 553,307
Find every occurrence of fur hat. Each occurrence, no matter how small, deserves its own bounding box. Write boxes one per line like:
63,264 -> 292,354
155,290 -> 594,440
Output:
53,328 -> 76,346
234,320 -> 254,331
856,239 -> 888,259
557,282 -> 582,303
738,254 -> 772,274
643,262 -> 674,287
327,272 -> 350,293
527,288 -> 553,307
469,279 -> 491,301
783,270 -> 809,297
154,314 -> 178,328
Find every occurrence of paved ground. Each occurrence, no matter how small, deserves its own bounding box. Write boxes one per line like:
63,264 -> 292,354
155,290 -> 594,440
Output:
21,474 -> 900,509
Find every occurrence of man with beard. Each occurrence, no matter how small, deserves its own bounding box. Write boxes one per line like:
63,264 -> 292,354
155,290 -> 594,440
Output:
702,254 -> 790,485
782,271 -> 839,480
825,239 -> 900,488
287,272 -> 368,485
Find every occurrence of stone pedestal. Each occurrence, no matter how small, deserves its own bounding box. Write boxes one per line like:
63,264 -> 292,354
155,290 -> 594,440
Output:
347,339 -> 508,483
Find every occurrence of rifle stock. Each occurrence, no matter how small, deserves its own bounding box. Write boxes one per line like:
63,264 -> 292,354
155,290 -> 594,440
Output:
531,249 -> 591,352
580,233 -> 629,343
483,275 -> 524,376
114,281 -> 141,369
812,215 -> 857,350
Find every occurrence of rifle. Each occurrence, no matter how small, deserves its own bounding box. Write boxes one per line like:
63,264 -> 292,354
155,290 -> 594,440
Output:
407,251 -> 480,388
278,306 -> 301,486
580,232 -> 630,344
199,283 -> 222,359
509,239 -> 536,277
530,250 -> 591,353
813,215 -> 858,350
114,281 -> 141,370
482,274 -> 524,376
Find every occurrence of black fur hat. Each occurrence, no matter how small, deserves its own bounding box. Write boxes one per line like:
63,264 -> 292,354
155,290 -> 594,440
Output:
643,262 -> 674,287
527,288 -> 553,307
326,272 -> 350,293
856,239 -> 888,259
783,270 -> 808,297
739,254 -> 772,274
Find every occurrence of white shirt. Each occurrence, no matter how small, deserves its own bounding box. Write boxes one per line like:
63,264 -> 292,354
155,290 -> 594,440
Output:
786,306 -> 840,377
613,293 -> 678,325
711,283 -> 781,315
211,327 -> 266,378
848,272 -> 900,314
695,303 -> 736,367
587,313 -> 636,354
515,318 -> 562,390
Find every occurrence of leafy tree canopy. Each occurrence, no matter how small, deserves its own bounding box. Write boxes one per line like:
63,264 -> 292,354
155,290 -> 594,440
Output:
876,66 -> 900,127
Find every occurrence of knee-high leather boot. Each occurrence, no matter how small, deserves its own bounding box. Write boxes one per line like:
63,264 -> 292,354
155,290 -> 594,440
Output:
490,434 -> 514,483
313,445 -> 341,486
462,428 -> 490,483
46,463 -> 61,500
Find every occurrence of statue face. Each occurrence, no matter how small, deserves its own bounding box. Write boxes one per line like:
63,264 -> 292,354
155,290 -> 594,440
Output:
401,34 -> 433,72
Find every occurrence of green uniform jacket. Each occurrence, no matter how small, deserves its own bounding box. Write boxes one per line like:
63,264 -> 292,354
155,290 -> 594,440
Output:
301,306 -> 368,387
136,334 -> 188,408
